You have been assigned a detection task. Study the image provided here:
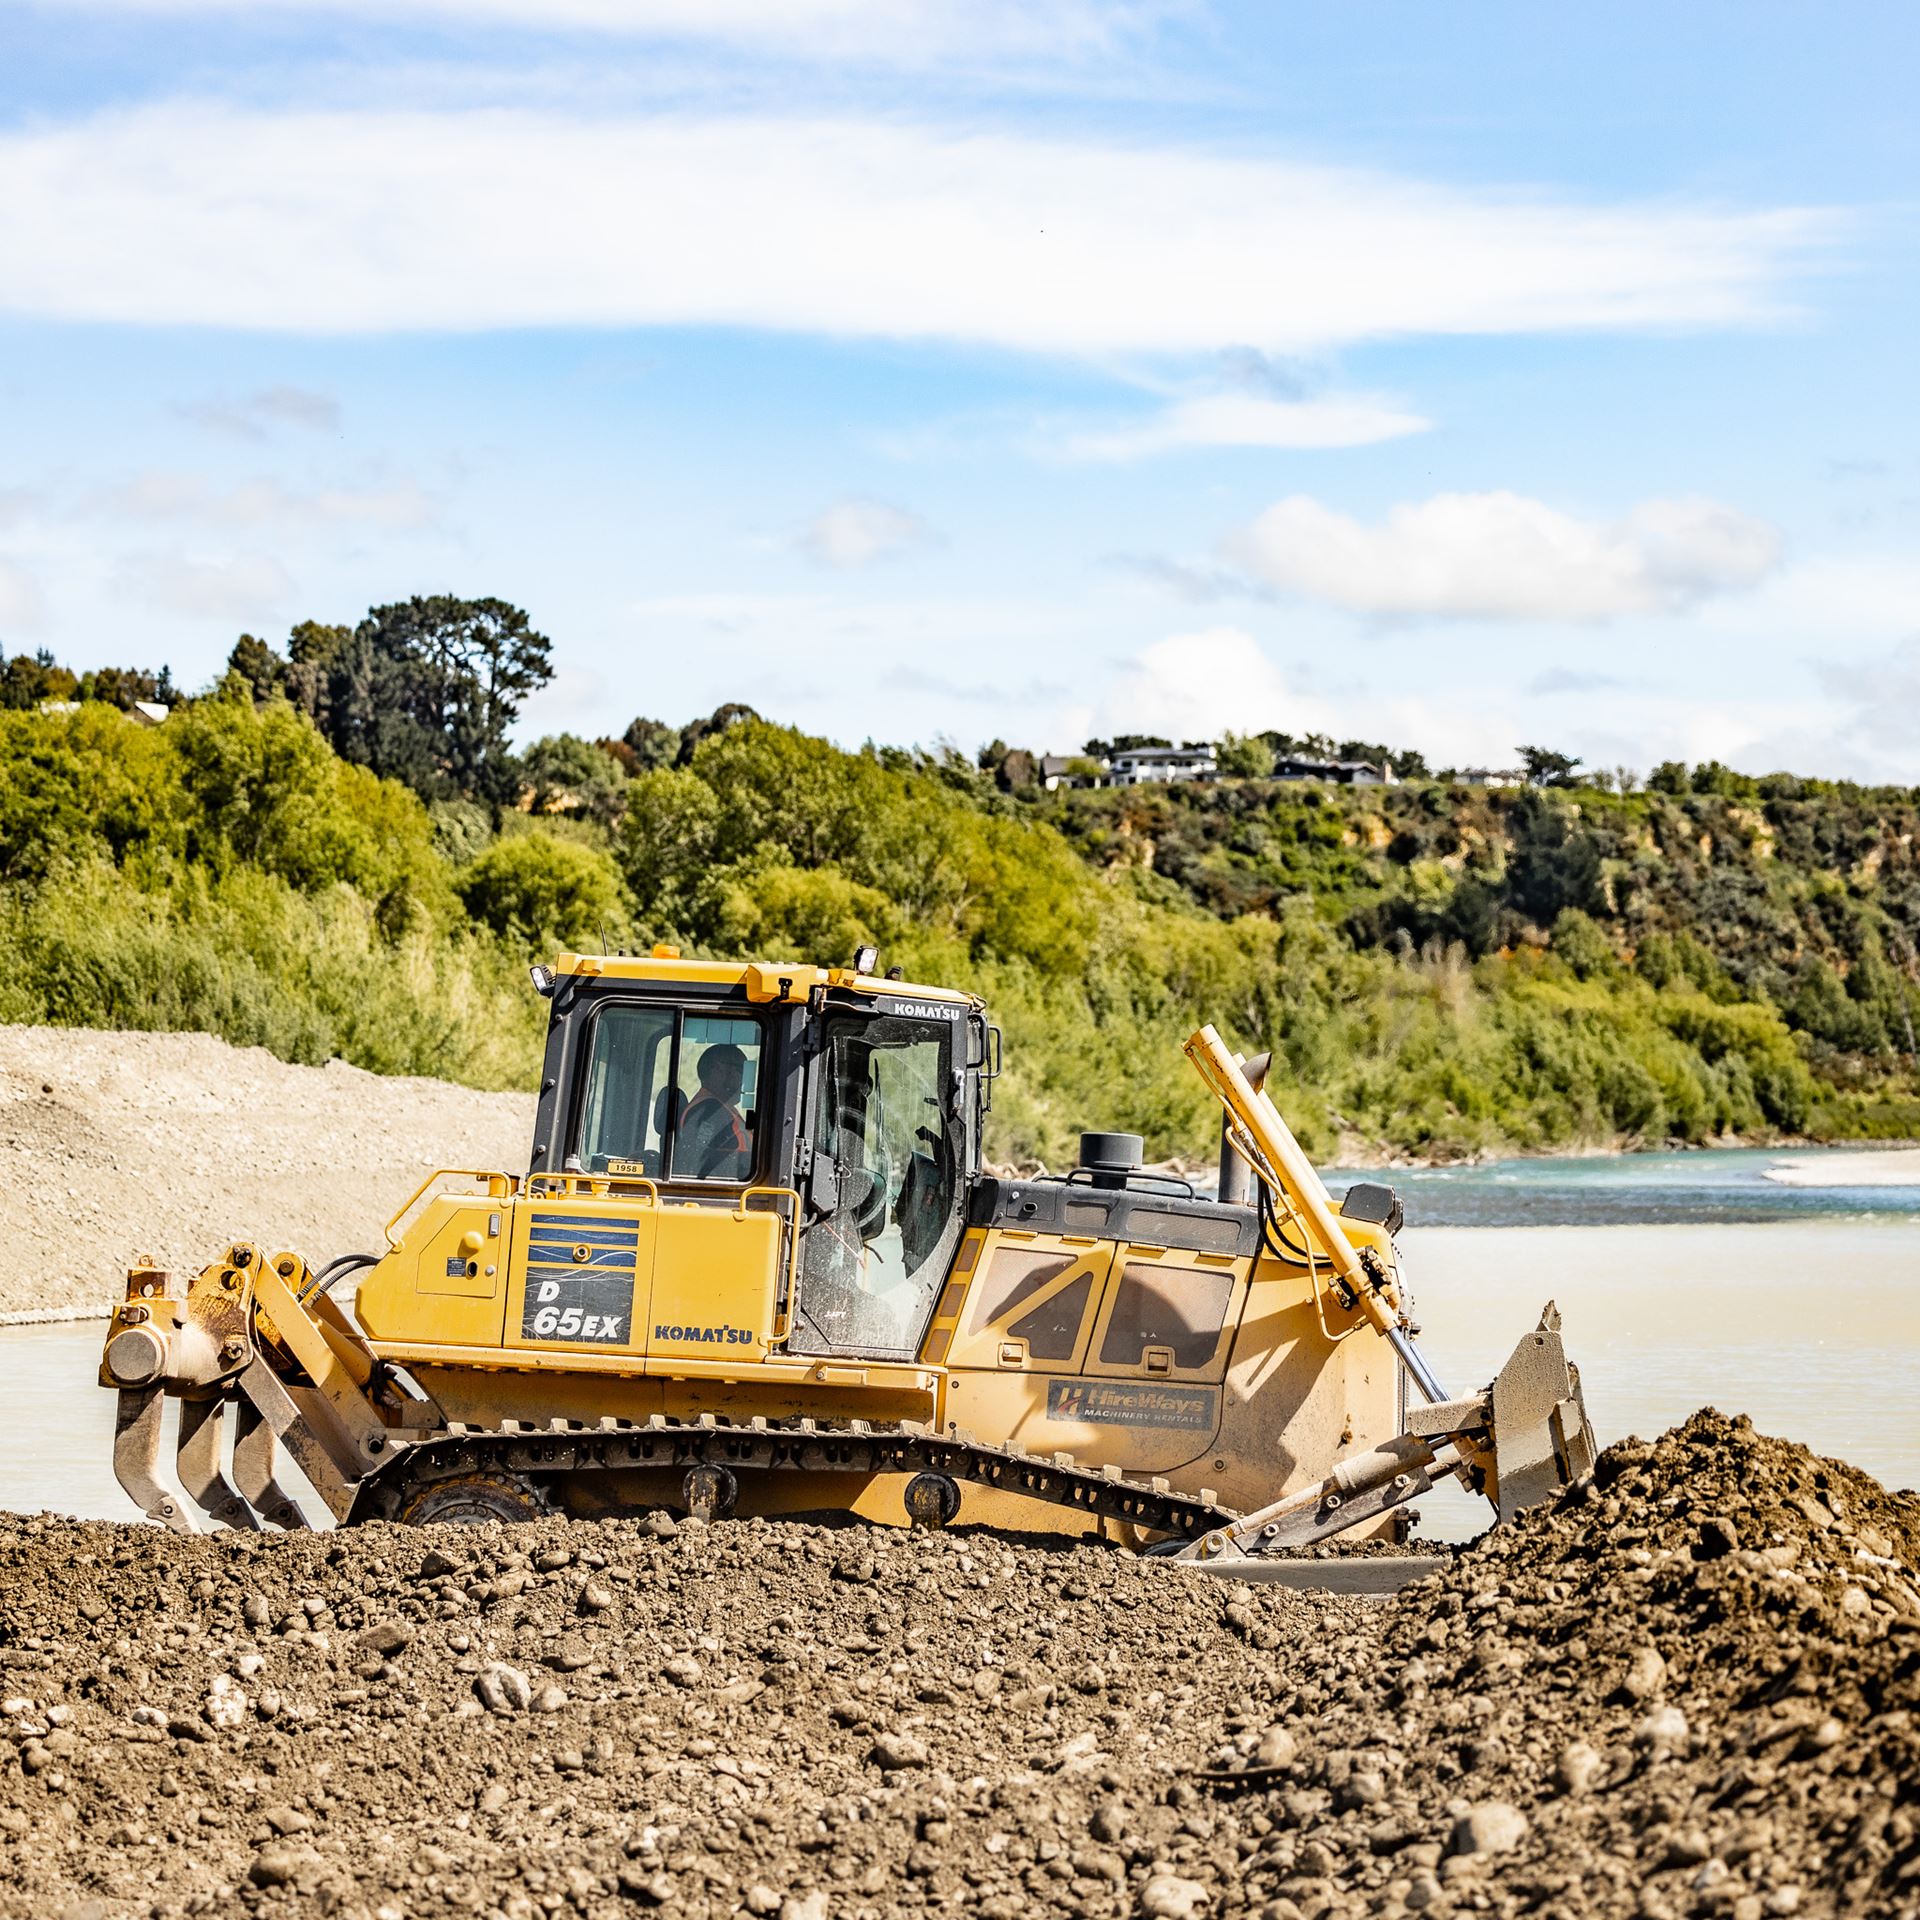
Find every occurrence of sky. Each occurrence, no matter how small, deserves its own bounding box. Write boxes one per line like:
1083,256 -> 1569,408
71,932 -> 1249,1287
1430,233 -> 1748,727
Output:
1,2 -> 1917,778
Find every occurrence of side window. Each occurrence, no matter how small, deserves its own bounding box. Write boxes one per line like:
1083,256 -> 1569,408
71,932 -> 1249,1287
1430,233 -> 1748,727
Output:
577,1005 -> 676,1175
965,1249 -> 1075,1334
574,1005 -> 763,1185
671,1015 -> 763,1184
1099,1263 -> 1234,1369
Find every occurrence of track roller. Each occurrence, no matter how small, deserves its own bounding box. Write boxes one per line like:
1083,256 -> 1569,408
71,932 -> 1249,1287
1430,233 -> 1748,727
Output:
392,1470 -> 555,1527
681,1462 -> 738,1522
904,1471 -> 962,1530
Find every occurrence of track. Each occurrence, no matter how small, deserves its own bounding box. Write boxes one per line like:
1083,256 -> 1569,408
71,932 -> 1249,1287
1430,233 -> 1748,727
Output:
349,1411 -> 1235,1541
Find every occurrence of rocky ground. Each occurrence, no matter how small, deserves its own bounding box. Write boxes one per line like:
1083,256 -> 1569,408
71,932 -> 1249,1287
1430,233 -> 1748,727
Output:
0,1027 -> 534,1320
2,1412 -> 1916,1920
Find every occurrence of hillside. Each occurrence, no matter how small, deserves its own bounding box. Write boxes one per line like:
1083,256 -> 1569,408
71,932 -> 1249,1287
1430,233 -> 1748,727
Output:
1,692 -> 1915,1166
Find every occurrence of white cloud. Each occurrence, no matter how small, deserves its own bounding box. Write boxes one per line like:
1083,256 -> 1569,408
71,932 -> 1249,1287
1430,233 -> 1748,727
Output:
0,559 -> 46,632
0,105 -> 1829,348
114,551 -> 294,620
1060,392 -> 1428,461
52,0 -> 1162,66
1087,627 -> 1338,742
1813,637 -> 1920,773
183,385 -> 342,438
1229,491 -> 1782,622
93,470 -> 437,531
798,499 -> 933,569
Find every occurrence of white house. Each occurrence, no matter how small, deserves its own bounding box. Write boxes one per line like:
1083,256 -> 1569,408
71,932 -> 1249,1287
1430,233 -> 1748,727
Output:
1108,745 -> 1218,786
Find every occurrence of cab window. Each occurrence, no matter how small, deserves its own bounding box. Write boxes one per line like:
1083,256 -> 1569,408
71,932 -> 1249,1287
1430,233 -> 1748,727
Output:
794,1013 -> 963,1359
575,1005 -> 764,1185
672,1014 -> 762,1184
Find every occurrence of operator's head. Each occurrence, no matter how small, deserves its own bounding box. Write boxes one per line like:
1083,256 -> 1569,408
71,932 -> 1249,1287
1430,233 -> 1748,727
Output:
696,1043 -> 747,1103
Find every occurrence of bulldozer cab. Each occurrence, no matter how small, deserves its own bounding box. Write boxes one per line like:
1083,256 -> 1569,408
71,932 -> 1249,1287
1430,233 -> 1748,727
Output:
524,953 -> 987,1367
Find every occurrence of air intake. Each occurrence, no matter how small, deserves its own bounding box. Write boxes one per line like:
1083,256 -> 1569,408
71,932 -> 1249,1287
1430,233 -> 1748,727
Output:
1078,1131 -> 1144,1191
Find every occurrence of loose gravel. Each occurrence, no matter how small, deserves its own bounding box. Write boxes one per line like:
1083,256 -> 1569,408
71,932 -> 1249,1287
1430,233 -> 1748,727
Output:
2,1411 -> 1916,1919
0,1026 -> 533,1320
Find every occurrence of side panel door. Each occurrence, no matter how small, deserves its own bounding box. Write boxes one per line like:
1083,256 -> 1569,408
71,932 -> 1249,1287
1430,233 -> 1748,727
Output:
504,1195 -> 658,1355
646,1199 -> 786,1363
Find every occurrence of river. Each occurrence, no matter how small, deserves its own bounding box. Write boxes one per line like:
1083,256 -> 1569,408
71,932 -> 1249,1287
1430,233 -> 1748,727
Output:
3,1145 -> 1915,1535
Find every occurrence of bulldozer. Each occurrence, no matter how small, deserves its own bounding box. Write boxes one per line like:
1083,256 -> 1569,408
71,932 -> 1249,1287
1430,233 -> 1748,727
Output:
101,947 -> 1596,1569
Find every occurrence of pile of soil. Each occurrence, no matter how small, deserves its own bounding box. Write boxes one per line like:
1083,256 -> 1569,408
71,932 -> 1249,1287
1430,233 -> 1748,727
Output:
0,1027 -> 534,1321
2,1411 -> 1916,1919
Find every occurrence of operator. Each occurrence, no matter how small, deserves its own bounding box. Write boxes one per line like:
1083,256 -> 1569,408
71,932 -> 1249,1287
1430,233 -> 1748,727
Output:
678,1042 -> 751,1180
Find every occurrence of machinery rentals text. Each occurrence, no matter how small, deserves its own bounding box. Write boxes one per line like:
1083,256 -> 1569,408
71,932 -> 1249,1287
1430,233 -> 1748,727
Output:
101,949 -> 1596,1567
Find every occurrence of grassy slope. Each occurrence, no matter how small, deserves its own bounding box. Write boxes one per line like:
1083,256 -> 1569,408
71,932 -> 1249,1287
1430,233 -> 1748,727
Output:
1,696 -> 1913,1166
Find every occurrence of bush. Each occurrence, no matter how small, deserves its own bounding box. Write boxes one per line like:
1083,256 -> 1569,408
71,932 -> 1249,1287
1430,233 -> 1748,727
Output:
454,834 -> 627,953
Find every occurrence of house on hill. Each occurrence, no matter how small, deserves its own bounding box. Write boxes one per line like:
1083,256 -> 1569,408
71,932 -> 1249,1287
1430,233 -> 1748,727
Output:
1107,744 -> 1217,786
1272,755 -> 1396,787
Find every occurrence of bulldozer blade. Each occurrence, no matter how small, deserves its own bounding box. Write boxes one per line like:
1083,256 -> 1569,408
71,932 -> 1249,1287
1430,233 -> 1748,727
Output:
1488,1302 -> 1598,1521
176,1397 -> 262,1531
113,1388 -> 195,1533
233,1399 -> 309,1531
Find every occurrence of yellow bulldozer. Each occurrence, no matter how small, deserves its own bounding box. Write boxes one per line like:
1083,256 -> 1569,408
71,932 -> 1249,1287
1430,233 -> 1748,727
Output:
101,948 -> 1595,1571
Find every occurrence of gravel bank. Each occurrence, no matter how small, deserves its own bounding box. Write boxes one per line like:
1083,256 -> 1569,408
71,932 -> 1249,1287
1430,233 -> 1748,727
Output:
0,1026 -> 534,1321
2,1411 -> 1916,1919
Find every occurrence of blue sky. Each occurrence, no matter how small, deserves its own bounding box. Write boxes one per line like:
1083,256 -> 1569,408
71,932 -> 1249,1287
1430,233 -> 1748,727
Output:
1,1 -> 1916,777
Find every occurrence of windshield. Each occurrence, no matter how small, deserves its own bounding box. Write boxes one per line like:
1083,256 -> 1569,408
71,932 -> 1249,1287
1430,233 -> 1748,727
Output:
793,1012 -> 963,1359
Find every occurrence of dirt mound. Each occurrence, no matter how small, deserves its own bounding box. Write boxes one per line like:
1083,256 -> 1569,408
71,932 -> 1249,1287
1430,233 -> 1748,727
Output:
1,1411 -> 1916,1919
0,1026 -> 534,1320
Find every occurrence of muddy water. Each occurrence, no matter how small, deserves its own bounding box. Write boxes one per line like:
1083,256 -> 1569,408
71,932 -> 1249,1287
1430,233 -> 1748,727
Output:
2,1156 -> 1914,1535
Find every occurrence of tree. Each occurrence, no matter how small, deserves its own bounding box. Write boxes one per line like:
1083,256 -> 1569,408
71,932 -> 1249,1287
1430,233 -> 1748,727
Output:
1517,745 -> 1582,788
674,702 -> 758,766
1507,792 -> 1603,923
621,716 -> 682,771
1647,760 -> 1690,795
0,649 -> 77,711
617,766 -> 721,924
227,633 -> 287,703
994,749 -> 1038,791
454,832 -> 626,952
521,733 -> 629,825
308,597 -> 553,804
1216,730 -> 1276,779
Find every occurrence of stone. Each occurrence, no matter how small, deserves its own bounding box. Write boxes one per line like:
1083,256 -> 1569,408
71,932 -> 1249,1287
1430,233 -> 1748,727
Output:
1634,1706 -> 1690,1755
1622,1645 -> 1667,1701
262,1806 -> 312,1836
356,1619 -> 414,1656
532,1684 -> 568,1714
474,1664 -> 532,1715
870,1730 -> 930,1771
616,1868 -> 676,1904
1555,1739 -> 1603,1795
202,1675 -> 248,1729
663,1654 -> 703,1688
417,1549 -> 460,1580
1450,1801 -> 1529,1857
1255,1726 -> 1298,1770
578,1580 -> 615,1614
477,1783 -> 510,1814
744,1888 -> 782,1916
1140,1874 -> 1209,1919
642,1512 -> 679,1540
249,1844 -> 324,1890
